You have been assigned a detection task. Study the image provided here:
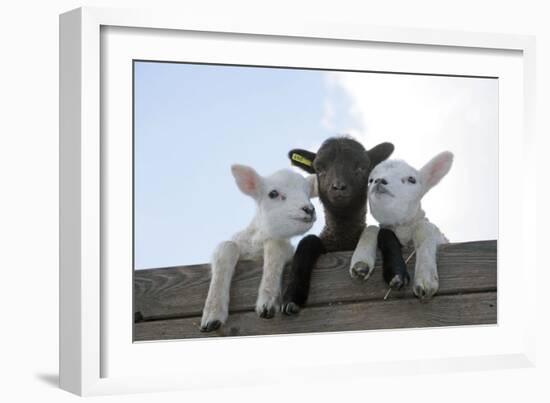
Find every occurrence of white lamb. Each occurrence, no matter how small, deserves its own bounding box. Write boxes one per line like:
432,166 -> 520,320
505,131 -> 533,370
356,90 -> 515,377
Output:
351,151 -> 453,299
200,164 -> 317,332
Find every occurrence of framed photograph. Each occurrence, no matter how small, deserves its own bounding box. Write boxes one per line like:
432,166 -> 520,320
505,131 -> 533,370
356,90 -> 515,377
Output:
60,7 -> 537,396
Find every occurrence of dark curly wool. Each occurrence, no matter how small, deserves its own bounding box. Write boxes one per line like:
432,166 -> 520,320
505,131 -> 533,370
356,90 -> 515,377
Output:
282,137 -> 399,314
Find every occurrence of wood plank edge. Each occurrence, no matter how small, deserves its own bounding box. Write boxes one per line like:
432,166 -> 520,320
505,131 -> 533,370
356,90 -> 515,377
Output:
134,291 -> 497,341
134,286 -> 497,323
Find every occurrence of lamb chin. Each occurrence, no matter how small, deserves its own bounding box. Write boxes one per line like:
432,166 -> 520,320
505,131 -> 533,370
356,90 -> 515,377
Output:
273,219 -> 312,238
328,196 -> 352,208
294,219 -> 314,232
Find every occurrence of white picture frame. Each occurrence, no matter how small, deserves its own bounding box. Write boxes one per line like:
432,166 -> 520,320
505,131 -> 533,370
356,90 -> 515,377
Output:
59,6 -> 537,396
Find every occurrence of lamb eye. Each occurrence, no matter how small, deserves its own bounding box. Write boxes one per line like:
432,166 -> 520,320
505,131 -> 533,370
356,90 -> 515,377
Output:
407,176 -> 417,184
268,190 -> 279,199
369,178 -> 373,183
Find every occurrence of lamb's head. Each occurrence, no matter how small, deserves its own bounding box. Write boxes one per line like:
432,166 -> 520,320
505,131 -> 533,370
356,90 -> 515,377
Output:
289,137 -> 394,217
231,164 -> 317,239
368,151 -> 454,226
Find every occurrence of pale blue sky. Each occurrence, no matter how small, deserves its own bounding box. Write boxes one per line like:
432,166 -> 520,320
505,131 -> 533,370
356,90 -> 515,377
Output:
134,62 -> 346,269
134,61 -> 498,270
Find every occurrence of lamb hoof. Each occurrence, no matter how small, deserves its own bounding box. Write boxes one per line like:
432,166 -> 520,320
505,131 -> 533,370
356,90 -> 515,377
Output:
413,281 -> 438,301
257,304 -> 276,319
281,302 -> 300,316
389,273 -> 410,290
351,261 -> 373,281
200,320 -> 222,332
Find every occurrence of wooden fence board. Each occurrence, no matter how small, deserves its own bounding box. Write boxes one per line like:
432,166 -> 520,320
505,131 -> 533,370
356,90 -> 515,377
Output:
134,240 -> 497,321
134,292 -> 497,341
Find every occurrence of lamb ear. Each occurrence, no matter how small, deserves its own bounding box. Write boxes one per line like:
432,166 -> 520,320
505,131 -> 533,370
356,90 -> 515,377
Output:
306,174 -> 318,198
288,149 -> 316,174
367,142 -> 394,168
231,164 -> 264,199
419,151 -> 454,193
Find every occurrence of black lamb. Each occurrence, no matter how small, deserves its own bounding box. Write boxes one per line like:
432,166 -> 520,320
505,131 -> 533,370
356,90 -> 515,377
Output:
282,136 -> 404,314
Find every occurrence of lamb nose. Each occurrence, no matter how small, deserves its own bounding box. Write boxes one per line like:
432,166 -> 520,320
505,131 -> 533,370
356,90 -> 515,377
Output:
375,178 -> 388,185
331,182 -> 347,191
302,205 -> 315,216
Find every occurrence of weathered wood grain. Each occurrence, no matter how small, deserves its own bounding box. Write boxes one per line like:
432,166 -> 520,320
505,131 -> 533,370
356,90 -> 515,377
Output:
134,240 -> 497,320
134,292 -> 497,341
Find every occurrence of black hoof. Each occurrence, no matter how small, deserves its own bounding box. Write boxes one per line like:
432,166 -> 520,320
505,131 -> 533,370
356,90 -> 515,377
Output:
282,302 -> 300,316
389,272 -> 410,290
200,320 -> 221,332
259,305 -> 276,319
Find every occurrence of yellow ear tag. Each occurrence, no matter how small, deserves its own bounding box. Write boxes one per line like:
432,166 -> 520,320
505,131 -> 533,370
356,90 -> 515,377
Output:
291,153 -> 312,167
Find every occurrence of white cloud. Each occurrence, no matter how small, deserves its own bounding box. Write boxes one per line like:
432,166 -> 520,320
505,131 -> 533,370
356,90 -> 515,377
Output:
321,71 -> 498,242
320,99 -> 335,131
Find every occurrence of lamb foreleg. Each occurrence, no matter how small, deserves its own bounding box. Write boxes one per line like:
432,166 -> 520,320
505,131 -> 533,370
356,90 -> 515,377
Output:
378,228 -> 409,289
256,239 -> 293,318
281,235 -> 325,315
412,223 -> 441,299
200,241 -> 240,332
350,225 -> 379,280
